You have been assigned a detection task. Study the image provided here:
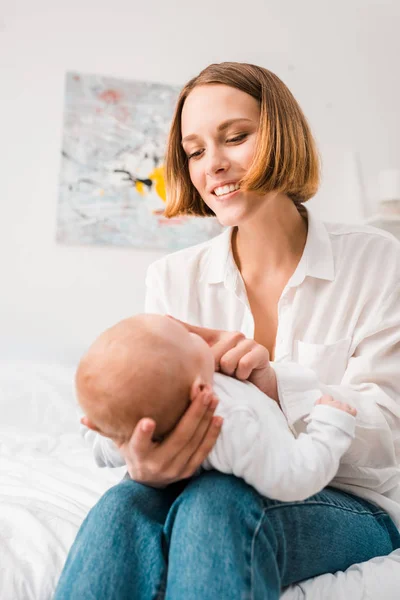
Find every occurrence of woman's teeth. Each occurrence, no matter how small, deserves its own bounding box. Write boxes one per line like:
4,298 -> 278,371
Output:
214,183 -> 240,197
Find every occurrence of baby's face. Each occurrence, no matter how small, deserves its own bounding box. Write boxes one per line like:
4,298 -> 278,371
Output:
158,316 -> 215,387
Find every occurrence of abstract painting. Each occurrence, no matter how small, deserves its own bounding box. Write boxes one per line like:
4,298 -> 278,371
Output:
56,71 -> 223,250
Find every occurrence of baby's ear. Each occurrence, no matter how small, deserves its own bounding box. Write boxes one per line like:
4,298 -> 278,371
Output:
80,416 -> 101,433
190,376 -> 212,402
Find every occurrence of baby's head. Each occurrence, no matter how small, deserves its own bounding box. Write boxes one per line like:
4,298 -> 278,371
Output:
76,314 -> 214,443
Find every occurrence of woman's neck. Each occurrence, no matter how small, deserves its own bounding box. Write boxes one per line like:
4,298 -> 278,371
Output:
232,194 -> 308,283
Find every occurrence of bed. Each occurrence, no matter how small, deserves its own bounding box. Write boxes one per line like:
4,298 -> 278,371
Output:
1,359 -> 399,599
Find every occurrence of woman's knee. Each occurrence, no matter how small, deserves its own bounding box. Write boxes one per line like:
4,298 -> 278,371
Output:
89,479 -> 161,523
165,471 -> 277,579
172,471 -> 264,528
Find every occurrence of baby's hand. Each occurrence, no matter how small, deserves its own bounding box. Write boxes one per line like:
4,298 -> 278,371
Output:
315,395 -> 357,417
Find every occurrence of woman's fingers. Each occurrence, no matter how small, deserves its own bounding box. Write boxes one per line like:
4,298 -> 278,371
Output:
121,388 -> 218,485
219,339 -> 269,379
218,338 -> 254,375
162,384 -> 218,456
235,344 -> 270,380
166,316 -> 220,345
178,392 -> 219,458
167,317 -> 246,362
153,391 -> 219,483
126,418 -> 156,458
180,416 -> 223,479
212,332 -> 246,369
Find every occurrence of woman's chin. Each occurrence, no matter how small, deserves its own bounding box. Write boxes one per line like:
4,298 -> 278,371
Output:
214,209 -> 245,228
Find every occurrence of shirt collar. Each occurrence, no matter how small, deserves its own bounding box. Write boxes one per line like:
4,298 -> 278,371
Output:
202,226 -> 235,285
203,208 -> 335,287
288,208 -> 335,287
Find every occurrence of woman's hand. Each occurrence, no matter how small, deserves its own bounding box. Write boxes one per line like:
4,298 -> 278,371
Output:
112,382 -> 222,487
171,318 -> 279,402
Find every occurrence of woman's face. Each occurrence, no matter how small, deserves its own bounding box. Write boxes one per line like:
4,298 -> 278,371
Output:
181,84 -> 262,227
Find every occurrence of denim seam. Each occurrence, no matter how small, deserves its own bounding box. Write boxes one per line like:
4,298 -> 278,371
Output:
250,507 -> 269,600
262,501 -> 388,518
155,582 -> 166,600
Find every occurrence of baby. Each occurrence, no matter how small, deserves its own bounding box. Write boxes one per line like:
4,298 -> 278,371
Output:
78,314 -> 357,502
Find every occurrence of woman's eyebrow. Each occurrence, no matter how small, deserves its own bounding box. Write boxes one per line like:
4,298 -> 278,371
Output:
181,118 -> 253,145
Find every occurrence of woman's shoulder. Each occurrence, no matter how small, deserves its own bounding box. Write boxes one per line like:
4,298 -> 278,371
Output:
323,220 -> 400,290
326,220 -> 400,263
326,220 -> 400,248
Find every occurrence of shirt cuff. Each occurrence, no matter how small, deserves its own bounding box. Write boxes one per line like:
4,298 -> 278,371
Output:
305,404 -> 356,437
271,361 -> 322,426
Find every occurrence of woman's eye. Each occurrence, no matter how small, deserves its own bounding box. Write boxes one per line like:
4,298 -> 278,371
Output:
186,134 -> 247,159
227,133 -> 247,143
187,149 -> 204,160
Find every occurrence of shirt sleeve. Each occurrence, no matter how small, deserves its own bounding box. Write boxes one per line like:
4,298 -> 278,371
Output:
203,403 -> 355,501
273,286 -> 400,477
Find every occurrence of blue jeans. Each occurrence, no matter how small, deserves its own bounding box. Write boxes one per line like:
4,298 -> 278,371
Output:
54,470 -> 400,600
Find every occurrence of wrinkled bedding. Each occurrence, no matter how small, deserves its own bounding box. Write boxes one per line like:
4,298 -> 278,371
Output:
0,360 -> 399,599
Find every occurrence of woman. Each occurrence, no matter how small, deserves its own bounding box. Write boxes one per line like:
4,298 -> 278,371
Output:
55,62 -> 400,599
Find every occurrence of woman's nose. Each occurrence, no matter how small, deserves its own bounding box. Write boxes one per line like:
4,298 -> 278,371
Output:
205,148 -> 230,176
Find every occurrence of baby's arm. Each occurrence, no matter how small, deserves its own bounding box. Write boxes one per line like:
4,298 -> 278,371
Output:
204,392 -> 356,502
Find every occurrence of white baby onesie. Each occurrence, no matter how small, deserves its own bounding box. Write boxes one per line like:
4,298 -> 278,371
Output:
82,372 -> 355,502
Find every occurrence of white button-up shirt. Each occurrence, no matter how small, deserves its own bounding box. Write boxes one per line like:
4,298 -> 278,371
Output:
145,209 -> 400,526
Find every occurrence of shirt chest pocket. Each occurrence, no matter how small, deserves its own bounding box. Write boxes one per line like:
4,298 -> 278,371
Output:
296,338 -> 352,385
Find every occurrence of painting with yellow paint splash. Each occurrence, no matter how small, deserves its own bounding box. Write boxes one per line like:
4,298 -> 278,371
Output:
56,71 -> 223,250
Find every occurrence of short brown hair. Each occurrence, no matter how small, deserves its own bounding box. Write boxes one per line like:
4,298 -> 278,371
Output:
164,62 -> 320,218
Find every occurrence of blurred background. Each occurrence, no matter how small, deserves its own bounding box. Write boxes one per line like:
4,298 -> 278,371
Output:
0,0 -> 399,362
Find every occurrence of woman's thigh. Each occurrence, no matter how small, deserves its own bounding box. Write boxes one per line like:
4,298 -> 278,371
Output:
54,477 -> 186,600
164,470 -> 400,596
261,486 -> 400,587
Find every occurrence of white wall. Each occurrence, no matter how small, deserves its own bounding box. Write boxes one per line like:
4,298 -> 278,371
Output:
1,0 -> 399,362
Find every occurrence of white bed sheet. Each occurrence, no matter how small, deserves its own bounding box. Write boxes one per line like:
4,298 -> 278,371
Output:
0,360 -> 399,599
